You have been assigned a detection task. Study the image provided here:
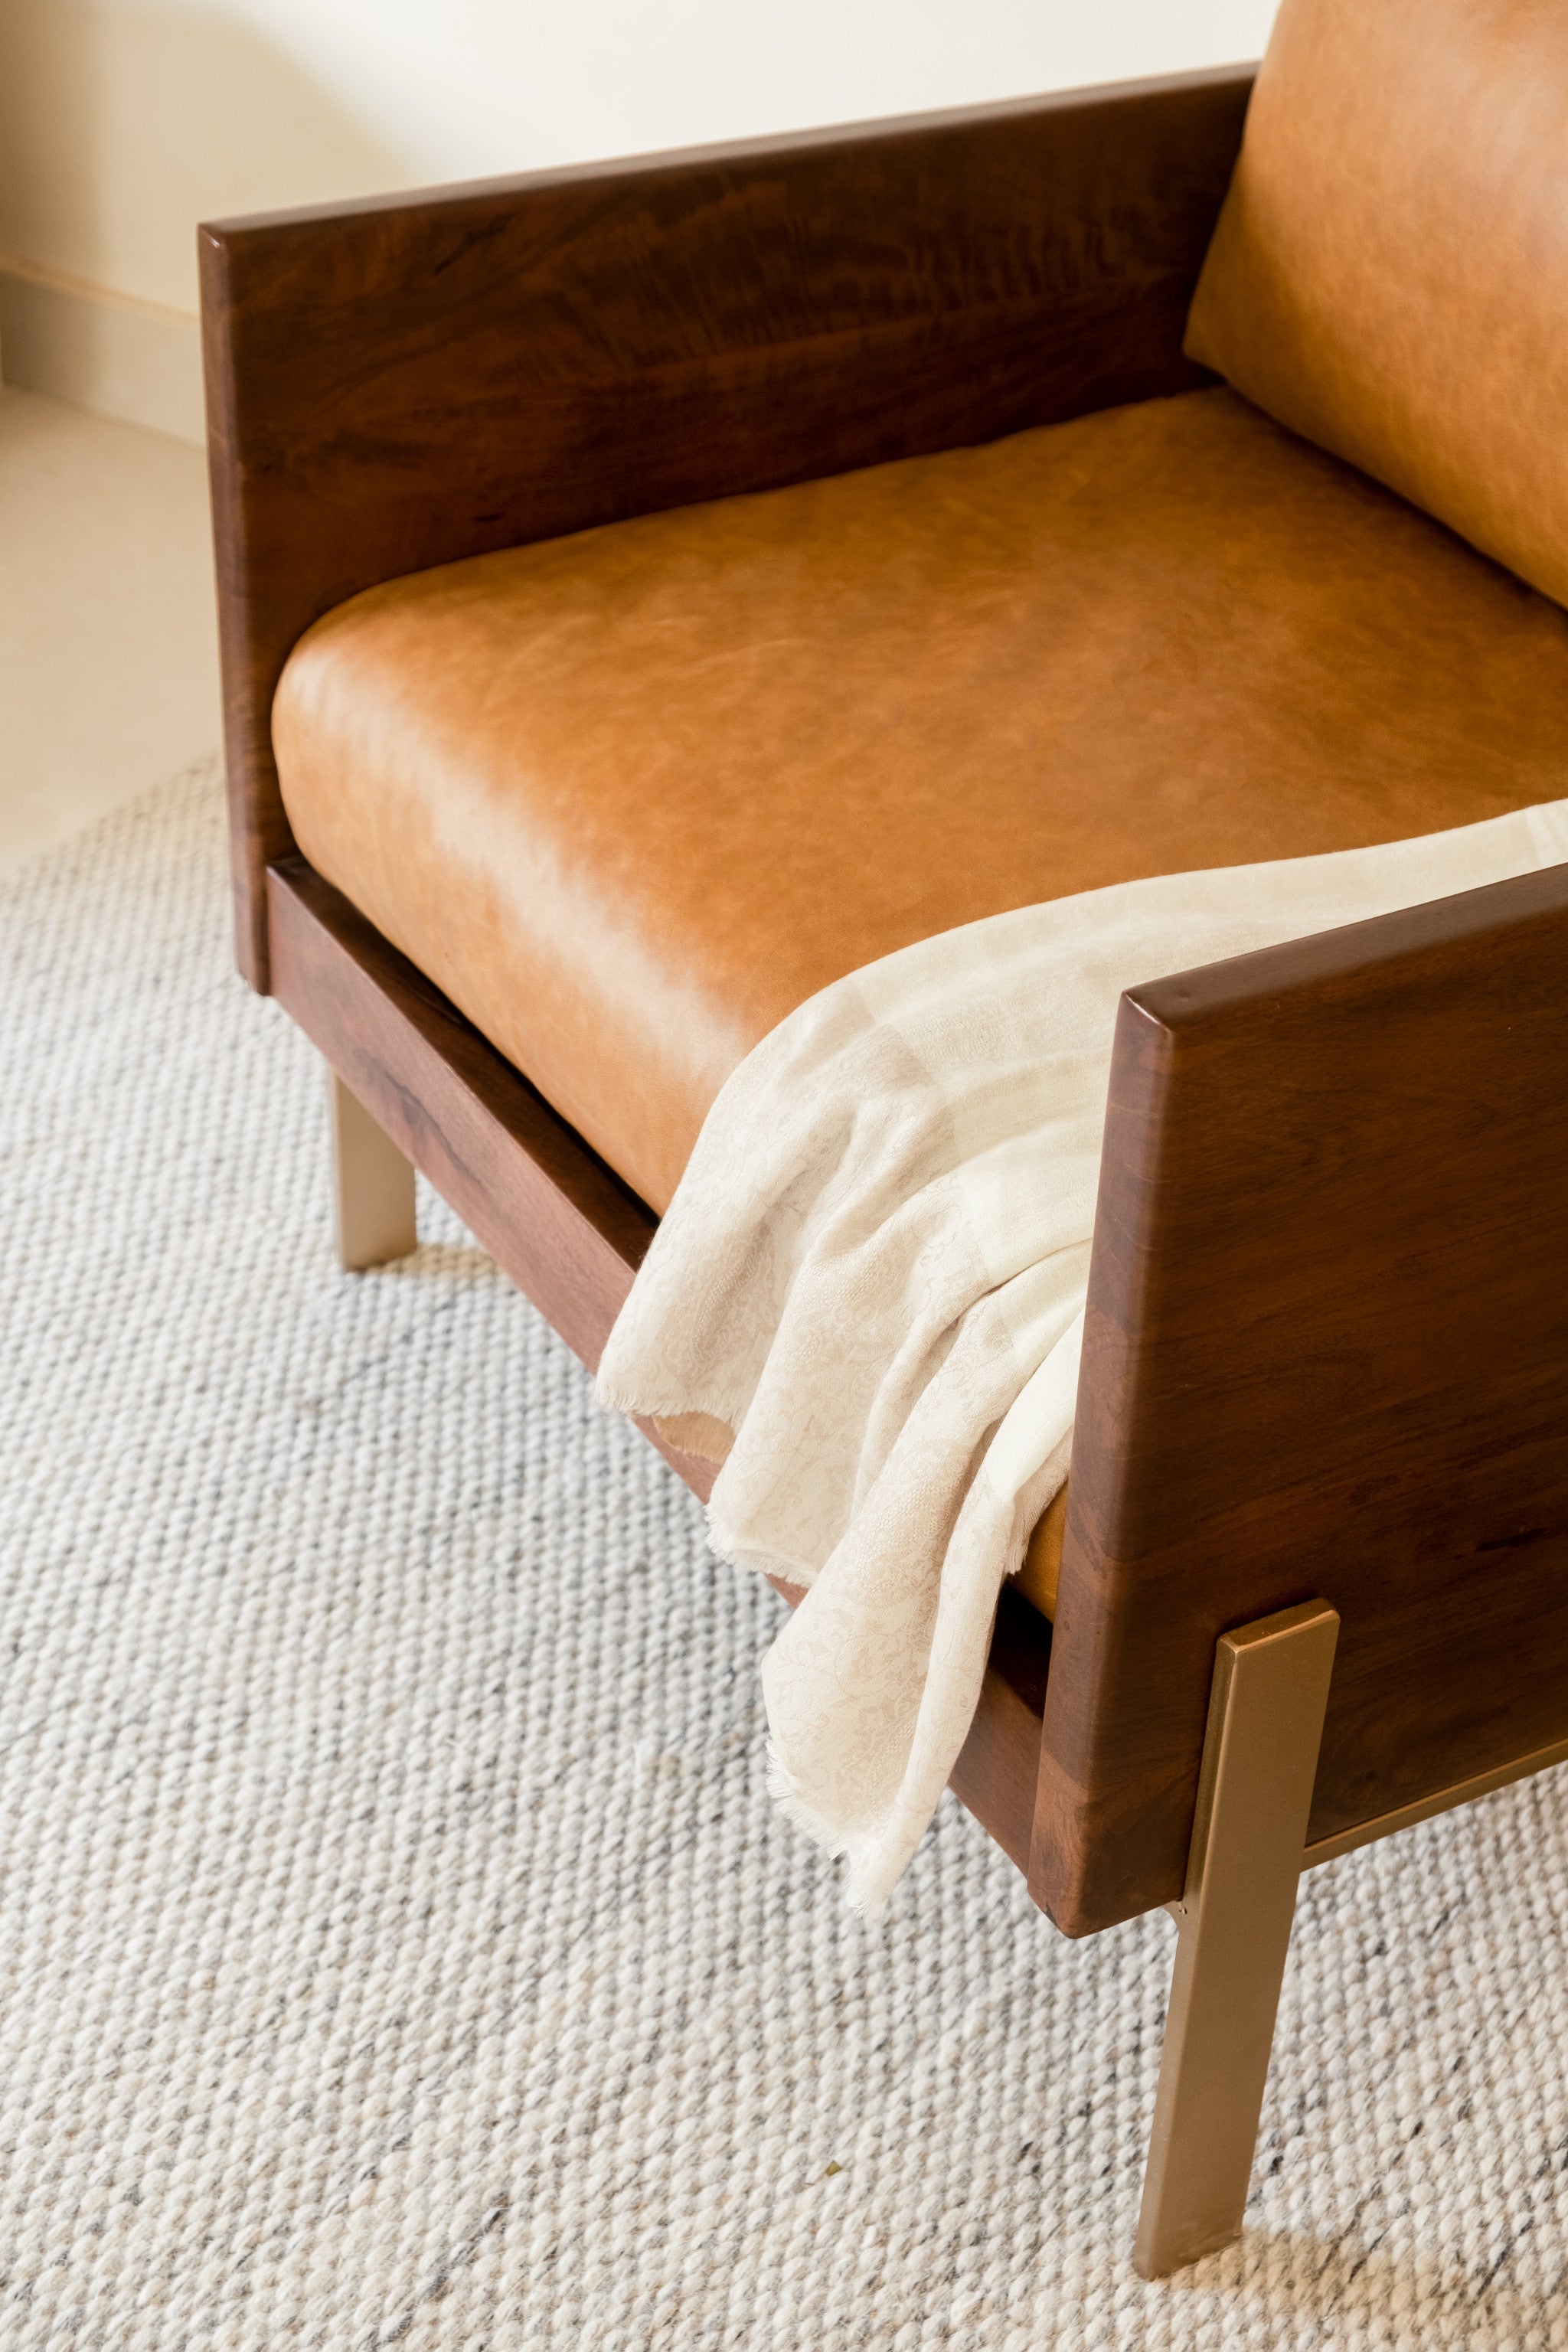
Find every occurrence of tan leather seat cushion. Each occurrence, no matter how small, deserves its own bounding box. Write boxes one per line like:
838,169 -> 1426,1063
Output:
276,384 -> 1568,1222
1187,0 -> 1568,611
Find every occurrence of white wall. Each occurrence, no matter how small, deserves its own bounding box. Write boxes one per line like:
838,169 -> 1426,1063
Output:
0,0 -> 1279,434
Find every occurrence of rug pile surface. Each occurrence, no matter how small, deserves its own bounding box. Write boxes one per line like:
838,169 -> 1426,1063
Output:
2,766 -> 1566,2348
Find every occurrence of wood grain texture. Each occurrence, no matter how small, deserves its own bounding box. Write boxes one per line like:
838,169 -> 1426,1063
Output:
268,858 -> 1052,1868
1033,862 -> 1568,1936
201,67 -> 1252,987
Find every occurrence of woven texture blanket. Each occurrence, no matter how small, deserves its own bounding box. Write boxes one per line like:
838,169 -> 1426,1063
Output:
598,800 -> 1568,1909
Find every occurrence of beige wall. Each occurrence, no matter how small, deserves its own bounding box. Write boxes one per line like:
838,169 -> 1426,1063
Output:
0,2 -> 411,314
0,0 -> 1279,437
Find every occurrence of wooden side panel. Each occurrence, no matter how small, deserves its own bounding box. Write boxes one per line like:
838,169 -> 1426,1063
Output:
202,67 -> 1252,986
268,859 -> 1052,1870
1033,863 -> 1568,1936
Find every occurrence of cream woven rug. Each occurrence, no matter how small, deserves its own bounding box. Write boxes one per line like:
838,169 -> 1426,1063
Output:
4,766 -> 1567,2350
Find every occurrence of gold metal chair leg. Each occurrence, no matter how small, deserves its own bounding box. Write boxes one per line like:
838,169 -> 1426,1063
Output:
328,1065 -> 418,1270
1133,1598 -> 1339,2278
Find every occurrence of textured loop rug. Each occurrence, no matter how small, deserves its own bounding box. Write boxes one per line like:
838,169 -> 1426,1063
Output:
3,766 -> 1567,2350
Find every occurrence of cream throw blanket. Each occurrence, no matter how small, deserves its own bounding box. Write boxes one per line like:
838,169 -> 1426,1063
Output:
597,802 -> 1568,1909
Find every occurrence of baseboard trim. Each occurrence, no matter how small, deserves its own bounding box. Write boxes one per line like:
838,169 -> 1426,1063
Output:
0,257 -> 204,446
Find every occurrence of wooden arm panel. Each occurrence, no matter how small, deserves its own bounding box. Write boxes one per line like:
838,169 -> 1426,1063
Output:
1034,861 -> 1568,1936
201,67 -> 1253,988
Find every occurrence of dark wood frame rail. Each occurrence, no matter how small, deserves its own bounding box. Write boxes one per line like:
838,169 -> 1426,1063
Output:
203,65 -> 1568,2274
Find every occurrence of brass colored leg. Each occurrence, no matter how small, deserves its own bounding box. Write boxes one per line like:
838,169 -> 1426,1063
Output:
328,1066 -> 417,1270
1133,1599 -> 1339,2279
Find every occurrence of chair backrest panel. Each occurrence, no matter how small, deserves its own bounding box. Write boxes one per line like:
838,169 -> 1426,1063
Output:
1187,0 -> 1568,610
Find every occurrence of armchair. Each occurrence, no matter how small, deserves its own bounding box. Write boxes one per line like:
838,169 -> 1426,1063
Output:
201,21 -> 1568,2277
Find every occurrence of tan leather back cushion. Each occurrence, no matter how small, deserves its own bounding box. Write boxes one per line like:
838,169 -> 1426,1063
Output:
1187,0 -> 1568,609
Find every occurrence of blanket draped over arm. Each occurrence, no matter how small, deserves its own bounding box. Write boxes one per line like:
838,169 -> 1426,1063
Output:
597,801 -> 1568,1910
